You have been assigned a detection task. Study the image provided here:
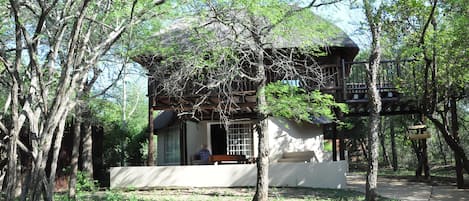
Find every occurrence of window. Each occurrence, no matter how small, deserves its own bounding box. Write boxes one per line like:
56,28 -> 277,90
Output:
163,126 -> 180,165
282,79 -> 300,87
227,123 -> 253,158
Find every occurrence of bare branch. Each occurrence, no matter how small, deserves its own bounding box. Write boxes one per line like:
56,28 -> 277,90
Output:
17,139 -> 33,157
419,0 -> 438,45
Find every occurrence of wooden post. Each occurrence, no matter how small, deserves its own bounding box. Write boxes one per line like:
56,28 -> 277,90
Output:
332,124 -> 338,161
341,59 -> 347,101
420,115 -> 430,180
422,139 -> 430,179
332,139 -> 337,161
147,84 -> 156,166
180,122 -> 187,165
148,100 -> 155,166
339,138 -> 345,161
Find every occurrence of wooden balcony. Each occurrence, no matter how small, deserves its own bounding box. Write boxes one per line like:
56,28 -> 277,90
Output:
148,59 -> 420,118
338,59 -> 420,116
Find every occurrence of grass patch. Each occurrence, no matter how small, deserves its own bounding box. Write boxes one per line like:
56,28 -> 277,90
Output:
56,187 -> 395,201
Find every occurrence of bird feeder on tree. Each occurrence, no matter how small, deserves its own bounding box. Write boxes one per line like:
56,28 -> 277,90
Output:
407,124 -> 431,140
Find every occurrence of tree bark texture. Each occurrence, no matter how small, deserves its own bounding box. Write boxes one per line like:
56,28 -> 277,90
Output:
363,1 -> 383,199
410,131 -> 430,180
450,96 -> 464,188
81,118 -> 93,178
6,125 -> 19,201
360,139 -> 368,160
436,130 -> 448,166
5,9 -> 23,198
0,0 -> 164,200
427,110 -> 469,185
379,120 -> 390,167
390,119 -> 398,171
422,139 -> 430,178
253,47 -> 269,201
253,119 -> 269,201
69,112 -> 82,199
366,112 -> 380,201
47,117 -> 68,199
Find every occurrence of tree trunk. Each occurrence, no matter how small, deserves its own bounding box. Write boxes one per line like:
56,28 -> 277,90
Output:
436,130 -> 448,166
6,82 -> 21,200
6,132 -> 18,201
253,44 -> 269,201
390,118 -> 398,171
81,118 -> 93,178
15,154 -> 22,198
427,113 -> 469,184
411,136 -> 430,180
411,140 -> 421,176
366,111 -> 380,201
69,113 -> 82,199
253,118 -> 269,201
450,96 -> 464,188
1,167 -> 7,193
364,2 -> 382,198
379,119 -> 390,167
420,139 -> 430,179
47,117 -> 68,199
455,153 -> 464,188
360,138 -> 368,160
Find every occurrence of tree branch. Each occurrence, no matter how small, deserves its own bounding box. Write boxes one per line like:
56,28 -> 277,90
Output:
418,0 -> 438,45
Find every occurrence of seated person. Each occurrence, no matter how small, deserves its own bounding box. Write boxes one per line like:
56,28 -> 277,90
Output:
197,144 -> 211,164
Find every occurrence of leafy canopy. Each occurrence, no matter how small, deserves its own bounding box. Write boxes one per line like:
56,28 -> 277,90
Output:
262,81 -> 348,123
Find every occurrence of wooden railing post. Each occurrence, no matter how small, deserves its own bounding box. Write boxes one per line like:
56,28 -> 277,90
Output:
341,59 -> 347,101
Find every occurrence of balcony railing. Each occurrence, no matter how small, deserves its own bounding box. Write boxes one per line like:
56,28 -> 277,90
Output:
341,59 -> 415,102
149,59 -> 415,104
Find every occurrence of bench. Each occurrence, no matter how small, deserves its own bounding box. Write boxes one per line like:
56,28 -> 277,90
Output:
210,155 -> 248,164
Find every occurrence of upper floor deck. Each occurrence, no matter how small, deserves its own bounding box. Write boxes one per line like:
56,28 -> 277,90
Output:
146,57 -> 420,119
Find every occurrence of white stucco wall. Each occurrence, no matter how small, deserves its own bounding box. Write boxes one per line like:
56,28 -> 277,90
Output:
266,117 -> 324,162
199,121 -> 213,154
110,161 -> 347,189
157,118 -> 325,165
185,118 -> 325,162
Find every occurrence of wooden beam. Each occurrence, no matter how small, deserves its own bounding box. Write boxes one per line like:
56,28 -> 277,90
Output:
152,102 -> 257,111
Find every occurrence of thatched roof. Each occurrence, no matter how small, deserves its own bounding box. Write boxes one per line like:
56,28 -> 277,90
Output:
135,9 -> 359,65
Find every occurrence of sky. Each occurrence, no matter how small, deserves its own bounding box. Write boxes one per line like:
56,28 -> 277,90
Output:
312,1 -> 370,50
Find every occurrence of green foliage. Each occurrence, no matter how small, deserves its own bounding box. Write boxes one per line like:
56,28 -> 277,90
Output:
103,191 -> 135,201
380,1 -> 468,169
127,129 -> 151,165
383,0 -> 468,99
53,171 -> 99,201
323,141 -> 333,152
89,77 -> 150,167
76,171 -> 99,193
262,81 -> 348,123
